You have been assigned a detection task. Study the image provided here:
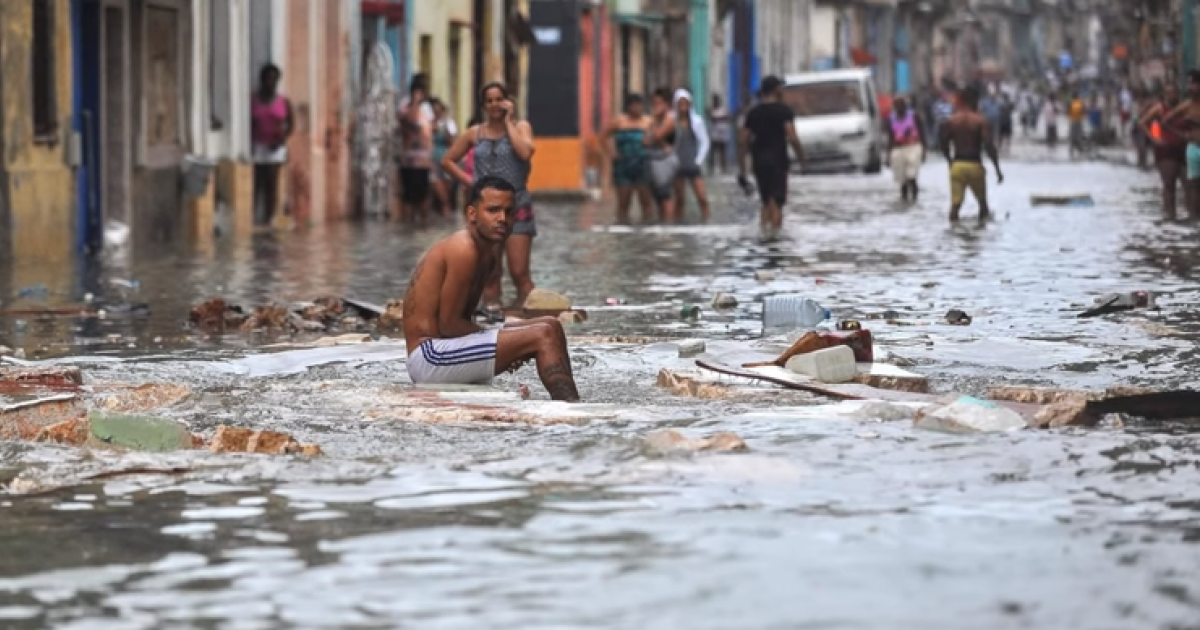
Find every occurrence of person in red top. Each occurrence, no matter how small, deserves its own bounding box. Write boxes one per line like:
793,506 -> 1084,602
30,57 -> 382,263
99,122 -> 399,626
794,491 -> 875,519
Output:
251,64 -> 293,227
1140,84 -> 1187,219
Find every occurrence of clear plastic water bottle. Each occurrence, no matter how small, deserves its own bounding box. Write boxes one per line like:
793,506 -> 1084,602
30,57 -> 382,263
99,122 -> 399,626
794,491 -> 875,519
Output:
762,296 -> 831,334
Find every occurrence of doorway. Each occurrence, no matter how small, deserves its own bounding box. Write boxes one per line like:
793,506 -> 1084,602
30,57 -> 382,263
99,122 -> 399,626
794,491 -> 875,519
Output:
78,0 -> 131,251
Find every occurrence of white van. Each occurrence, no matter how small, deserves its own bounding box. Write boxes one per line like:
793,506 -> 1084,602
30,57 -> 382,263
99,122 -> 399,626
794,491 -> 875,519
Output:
783,69 -> 883,174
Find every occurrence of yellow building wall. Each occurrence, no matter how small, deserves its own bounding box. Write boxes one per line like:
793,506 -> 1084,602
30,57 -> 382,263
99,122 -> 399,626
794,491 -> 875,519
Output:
0,0 -> 76,278
410,0 -> 475,128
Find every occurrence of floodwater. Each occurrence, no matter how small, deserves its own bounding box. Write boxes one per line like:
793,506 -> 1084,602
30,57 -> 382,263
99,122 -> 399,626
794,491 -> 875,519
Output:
2,149 -> 1200,629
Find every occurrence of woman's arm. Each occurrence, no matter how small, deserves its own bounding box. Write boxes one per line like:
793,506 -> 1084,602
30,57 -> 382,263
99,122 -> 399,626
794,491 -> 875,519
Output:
441,126 -> 477,188
506,119 -> 536,160
692,113 -> 710,166
645,114 -> 675,145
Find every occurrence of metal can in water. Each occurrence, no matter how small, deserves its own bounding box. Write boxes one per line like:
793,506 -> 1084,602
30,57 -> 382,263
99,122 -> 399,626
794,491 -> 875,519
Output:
837,319 -> 862,331
680,306 -> 701,320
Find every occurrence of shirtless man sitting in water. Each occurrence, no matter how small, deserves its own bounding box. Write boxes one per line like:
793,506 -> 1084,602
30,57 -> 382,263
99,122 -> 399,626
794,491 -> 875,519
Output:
402,176 -> 581,401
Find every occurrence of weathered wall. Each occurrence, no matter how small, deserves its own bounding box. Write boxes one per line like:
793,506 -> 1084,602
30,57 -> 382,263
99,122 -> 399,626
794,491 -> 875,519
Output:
410,0 -> 474,127
0,0 -> 76,268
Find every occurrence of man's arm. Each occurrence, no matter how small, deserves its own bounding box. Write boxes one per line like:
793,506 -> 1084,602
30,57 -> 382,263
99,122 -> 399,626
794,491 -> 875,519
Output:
785,121 -> 805,166
437,244 -> 486,339
1138,102 -> 1163,145
982,121 -> 1003,183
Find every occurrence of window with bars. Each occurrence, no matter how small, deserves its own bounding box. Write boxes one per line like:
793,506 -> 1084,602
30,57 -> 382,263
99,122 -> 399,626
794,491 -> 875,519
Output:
32,0 -> 58,142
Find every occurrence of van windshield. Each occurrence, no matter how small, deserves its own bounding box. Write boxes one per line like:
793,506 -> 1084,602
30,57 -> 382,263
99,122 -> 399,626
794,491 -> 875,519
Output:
783,80 -> 864,117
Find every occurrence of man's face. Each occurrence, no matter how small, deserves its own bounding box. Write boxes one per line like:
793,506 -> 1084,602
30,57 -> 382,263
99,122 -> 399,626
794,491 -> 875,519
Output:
467,188 -> 516,242
627,100 -> 644,117
894,98 -> 907,114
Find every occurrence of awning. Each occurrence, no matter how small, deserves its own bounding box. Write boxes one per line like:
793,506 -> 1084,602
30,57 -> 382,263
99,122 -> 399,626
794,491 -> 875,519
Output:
361,1 -> 404,25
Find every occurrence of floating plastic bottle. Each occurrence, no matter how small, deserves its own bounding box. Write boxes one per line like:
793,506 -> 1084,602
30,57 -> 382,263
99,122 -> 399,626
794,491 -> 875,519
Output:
762,296 -> 831,334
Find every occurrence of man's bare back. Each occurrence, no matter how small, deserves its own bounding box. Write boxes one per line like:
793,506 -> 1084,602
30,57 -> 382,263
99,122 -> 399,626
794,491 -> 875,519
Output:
401,177 -> 581,401
403,231 -> 495,354
943,111 -> 987,162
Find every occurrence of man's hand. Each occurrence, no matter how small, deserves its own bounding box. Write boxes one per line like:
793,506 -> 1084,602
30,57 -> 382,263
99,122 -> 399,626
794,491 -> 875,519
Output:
996,171 -> 1005,185
737,173 -> 753,196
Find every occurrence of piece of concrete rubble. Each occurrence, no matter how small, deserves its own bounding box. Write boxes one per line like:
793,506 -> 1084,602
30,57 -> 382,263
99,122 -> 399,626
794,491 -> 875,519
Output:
677,339 -> 706,358
0,366 -> 83,389
523,288 -> 572,311
645,429 -> 748,454
378,299 -> 405,331
209,425 -> 322,456
241,304 -> 293,333
987,386 -> 1094,405
1,395 -> 86,441
853,363 -> 929,394
96,383 -> 193,413
847,401 -> 922,422
35,417 -> 92,446
558,311 -> 586,325
88,412 -> 204,452
754,270 -> 776,282
0,346 -> 12,356
711,293 -> 739,309
914,396 -> 1027,434
1030,398 -> 1099,429
656,369 -> 737,400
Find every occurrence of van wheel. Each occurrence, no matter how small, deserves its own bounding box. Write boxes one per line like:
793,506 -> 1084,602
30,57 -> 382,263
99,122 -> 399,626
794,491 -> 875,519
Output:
863,146 -> 883,174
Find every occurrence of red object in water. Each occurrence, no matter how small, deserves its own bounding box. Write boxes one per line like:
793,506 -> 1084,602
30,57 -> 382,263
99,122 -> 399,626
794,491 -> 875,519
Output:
815,278 -> 825,285
822,330 -> 874,363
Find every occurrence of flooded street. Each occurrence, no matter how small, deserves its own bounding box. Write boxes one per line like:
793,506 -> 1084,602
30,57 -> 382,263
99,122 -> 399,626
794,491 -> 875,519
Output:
3,152 -> 1200,629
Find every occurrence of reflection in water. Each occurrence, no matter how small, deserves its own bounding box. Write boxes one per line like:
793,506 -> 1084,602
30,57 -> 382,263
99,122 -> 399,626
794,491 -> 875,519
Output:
1,161 -> 1200,628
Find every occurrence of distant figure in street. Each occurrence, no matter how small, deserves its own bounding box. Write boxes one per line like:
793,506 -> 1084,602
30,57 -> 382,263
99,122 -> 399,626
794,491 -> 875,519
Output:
1140,84 -> 1187,219
708,94 -> 732,174
1068,93 -> 1087,159
672,89 -> 712,221
998,93 -> 1015,155
645,88 -> 678,220
441,82 -> 537,316
884,95 -> 926,202
737,75 -> 805,230
939,85 -> 1003,223
1018,86 -> 1038,137
402,176 -> 580,401
1043,96 -> 1059,149
429,98 -> 459,217
399,78 -> 434,225
399,72 -> 435,124
251,64 -> 293,227
602,94 -> 654,223
1119,85 -> 1134,138
979,88 -> 1001,143
1164,70 -> 1200,219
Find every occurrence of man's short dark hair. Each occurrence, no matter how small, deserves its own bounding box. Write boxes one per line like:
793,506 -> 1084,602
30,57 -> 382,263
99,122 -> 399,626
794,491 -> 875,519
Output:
760,75 -> 784,96
468,175 -> 517,207
653,87 -> 672,102
260,64 -> 281,83
959,85 -> 980,108
625,93 -> 644,109
410,72 -> 429,93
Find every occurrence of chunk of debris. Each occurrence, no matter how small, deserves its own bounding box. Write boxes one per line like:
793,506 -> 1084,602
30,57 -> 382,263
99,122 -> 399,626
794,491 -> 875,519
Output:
1030,398 -> 1098,429
377,299 -> 405,331
711,293 -> 739,309
88,412 -> 204,452
0,395 -> 86,441
987,386 -> 1093,406
97,383 -> 192,413
0,366 -> 83,389
914,396 -> 1026,434
656,369 -> 736,400
645,429 -> 748,454
241,304 -> 293,332
558,311 -> 587,325
190,298 -> 247,332
944,309 -> 973,326
209,425 -> 322,456
677,339 -> 707,358
523,288 -> 572,311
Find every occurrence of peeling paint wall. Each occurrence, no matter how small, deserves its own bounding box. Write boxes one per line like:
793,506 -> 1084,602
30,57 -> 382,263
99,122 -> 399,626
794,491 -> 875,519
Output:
411,0 -> 475,127
0,0 -> 76,267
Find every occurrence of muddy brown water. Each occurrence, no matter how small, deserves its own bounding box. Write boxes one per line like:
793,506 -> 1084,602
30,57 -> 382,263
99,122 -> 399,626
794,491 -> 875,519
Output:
1,156 -> 1199,629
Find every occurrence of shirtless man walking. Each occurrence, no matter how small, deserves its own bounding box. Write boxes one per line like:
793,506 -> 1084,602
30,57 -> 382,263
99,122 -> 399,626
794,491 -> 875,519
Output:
403,176 -> 581,401
939,85 -> 1003,222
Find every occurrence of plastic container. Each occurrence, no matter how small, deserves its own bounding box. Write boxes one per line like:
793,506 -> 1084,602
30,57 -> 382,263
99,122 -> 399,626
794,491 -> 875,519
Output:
785,345 -> 857,384
763,296 -> 830,334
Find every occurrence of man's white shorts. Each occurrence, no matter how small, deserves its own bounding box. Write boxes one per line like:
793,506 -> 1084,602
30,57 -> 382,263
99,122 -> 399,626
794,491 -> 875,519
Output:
890,144 -> 923,184
406,328 -> 500,386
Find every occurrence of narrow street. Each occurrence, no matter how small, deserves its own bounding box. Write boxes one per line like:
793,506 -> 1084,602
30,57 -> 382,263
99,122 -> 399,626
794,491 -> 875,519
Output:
1,147 -> 1199,628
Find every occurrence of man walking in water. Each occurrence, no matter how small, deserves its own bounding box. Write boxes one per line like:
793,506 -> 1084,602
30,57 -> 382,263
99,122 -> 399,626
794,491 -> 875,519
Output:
738,76 -> 805,230
403,176 -> 580,402
884,95 -> 926,202
939,85 -> 1003,222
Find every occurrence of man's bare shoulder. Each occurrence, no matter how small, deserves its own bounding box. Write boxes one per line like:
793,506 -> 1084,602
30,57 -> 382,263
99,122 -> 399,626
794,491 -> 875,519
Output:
440,230 -> 480,262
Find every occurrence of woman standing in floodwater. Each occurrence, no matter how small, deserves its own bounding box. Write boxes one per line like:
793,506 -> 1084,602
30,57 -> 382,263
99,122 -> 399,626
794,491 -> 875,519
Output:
671,89 -> 712,222
602,94 -> 654,223
441,83 -> 537,317
645,88 -> 678,221
251,64 -> 293,226
1140,84 -> 1187,219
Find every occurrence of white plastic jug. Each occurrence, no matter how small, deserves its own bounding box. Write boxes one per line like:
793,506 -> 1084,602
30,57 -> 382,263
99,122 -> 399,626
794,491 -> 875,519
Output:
785,345 -> 857,384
